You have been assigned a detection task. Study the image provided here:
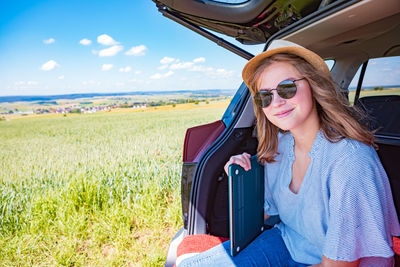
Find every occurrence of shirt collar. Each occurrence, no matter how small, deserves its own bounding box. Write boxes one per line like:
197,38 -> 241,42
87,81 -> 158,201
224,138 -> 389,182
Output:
287,129 -> 324,159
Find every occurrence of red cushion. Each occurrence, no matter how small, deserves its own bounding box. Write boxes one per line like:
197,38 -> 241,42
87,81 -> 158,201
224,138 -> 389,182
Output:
175,235 -> 400,266
393,236 -> 400,255
175,235 -> 229,266
177,234 -> 229,256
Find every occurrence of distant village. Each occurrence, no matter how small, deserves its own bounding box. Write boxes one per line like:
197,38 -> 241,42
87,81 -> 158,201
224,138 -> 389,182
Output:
0,94 -> 231,118
0,103 -> 147,116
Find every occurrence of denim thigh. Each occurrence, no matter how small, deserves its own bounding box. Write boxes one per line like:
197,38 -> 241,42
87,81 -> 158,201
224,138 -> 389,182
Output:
178,227 -> 309,267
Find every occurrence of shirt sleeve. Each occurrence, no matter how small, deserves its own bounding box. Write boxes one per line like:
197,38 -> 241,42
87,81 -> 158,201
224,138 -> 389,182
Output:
322,148 -> 399,261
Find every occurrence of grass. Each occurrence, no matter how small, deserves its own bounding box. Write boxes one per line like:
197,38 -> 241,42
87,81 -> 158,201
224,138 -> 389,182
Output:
0,101 -> 228,266
348,87 -> 400,104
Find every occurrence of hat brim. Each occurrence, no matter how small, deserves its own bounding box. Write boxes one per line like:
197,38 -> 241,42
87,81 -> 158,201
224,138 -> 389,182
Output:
242,46 -> 330,88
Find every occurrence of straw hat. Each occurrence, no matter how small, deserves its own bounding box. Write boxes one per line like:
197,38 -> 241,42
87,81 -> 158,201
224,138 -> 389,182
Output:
242,40 -> 330,87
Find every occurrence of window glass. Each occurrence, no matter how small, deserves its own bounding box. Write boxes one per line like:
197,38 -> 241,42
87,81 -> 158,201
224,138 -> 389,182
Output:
349,56 -> 400,104
325,59 -> 335,71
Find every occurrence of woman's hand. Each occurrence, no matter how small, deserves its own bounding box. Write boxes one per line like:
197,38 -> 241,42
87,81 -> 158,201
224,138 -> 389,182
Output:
224,152 -> 252,175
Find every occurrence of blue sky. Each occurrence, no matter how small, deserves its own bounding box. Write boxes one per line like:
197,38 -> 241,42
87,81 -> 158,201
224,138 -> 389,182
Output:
0,0 -> 399,96
0,0 -> 265,96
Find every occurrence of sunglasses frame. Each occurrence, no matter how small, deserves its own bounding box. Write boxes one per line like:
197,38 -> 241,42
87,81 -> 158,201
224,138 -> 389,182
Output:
253,78 -> 305,108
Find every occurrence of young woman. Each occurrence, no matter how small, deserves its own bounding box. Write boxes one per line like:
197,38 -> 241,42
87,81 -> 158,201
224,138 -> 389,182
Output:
179,41 -> 400,266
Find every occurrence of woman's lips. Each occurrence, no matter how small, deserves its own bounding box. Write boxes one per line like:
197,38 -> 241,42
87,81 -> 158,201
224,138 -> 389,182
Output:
274,109 -> 293,118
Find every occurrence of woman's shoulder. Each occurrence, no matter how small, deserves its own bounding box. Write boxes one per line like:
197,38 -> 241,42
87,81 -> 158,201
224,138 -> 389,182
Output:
321,133 -> 377,162
316,133 -> 386,185
321,135 -> 388,186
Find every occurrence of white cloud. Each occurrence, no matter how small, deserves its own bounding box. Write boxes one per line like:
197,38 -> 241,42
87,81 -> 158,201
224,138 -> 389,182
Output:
150,71 -> 174,79
170,61 -> 194,70
157,57 -> 206,71
98,45 -> 123,57
158,65 -> 168,70
193,57 -> 205,63
41,60 -> 59,71
101,64 -> 113,71
82,80 -> 99,85
97,34 -> 118,45
134,70 -> 141,75
79,38 -> 92,45
91,49 -> 98,55
189,65 -> 214,72
43,38 -> 55,44
14,81 -> 38,87
150,73 -> 163,80
115,82 -> 125,86
128,77 -> 144,83
164,71 -> 173,77
119,66 -> 132,72
188,65 -> 234,78
58,75 -> 65,80
214,68 -> 234,78
160,57 -> 175,65
125,45 -> 147,56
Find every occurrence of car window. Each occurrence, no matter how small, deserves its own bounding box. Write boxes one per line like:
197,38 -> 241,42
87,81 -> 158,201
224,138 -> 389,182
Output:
325,59 -> 335,71
349,56 -> 400,105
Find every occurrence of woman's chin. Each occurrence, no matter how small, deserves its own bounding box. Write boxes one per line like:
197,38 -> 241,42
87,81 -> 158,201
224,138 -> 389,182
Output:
270,121 -> 294,131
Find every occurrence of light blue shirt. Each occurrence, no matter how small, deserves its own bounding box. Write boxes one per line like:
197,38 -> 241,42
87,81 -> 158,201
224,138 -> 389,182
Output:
264,131 -> 400,266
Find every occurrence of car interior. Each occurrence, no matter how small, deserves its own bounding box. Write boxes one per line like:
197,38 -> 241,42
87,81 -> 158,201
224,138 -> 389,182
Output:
153,0 -> 400,265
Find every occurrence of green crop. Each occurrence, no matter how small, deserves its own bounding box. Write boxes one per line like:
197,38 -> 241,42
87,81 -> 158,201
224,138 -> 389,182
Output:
0,105 -> 225,266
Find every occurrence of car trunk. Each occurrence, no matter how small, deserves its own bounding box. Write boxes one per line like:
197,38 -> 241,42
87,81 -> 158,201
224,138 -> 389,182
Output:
155,0 -> 400,265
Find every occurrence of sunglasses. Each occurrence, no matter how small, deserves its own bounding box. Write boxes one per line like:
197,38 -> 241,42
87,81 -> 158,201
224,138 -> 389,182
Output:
253,78 -> 305,108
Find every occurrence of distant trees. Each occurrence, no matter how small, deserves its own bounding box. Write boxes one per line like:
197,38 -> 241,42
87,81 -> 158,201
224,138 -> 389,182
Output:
148,101 -> 167,107
374,86 -> 384,91
147,98 -> 203,107
119,104 -> 133,108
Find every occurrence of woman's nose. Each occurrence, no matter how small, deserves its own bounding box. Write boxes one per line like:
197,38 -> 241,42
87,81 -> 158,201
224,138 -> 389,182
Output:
270,90 -> 286,107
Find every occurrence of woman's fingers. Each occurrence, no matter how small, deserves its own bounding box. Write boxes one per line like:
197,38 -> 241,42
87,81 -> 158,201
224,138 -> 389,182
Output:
242,152 -> 251,167
224,152 -> 252,175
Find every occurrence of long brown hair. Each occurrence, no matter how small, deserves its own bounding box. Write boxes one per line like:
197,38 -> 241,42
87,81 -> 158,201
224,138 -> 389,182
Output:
246,53 -> 375,163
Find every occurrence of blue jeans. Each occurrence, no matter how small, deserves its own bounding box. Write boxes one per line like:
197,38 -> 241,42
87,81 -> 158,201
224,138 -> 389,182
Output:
179,227 -> 309,267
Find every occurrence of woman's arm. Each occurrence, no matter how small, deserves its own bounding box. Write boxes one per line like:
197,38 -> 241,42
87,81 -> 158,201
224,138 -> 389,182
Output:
311,256 -> 360,267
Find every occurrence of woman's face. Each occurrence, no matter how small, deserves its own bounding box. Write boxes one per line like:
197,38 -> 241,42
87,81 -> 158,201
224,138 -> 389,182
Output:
257,61 -> 319,133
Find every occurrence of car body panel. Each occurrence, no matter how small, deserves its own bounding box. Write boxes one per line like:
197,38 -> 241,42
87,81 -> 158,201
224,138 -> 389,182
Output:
154,0 -> 330,44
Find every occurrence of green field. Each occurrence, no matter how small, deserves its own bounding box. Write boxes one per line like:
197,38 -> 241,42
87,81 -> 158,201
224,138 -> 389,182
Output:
0,102 -> 227,266
348,87 -> 400,104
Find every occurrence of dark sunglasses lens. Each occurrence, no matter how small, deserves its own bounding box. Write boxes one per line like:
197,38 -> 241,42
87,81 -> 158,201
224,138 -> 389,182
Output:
277,80 -> 297,99
254,92 -> 272,108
